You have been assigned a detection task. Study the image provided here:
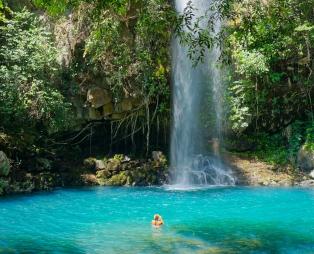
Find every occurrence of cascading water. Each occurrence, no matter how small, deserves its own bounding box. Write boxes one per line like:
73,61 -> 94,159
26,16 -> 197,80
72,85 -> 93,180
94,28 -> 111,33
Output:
170,0 -> 235,187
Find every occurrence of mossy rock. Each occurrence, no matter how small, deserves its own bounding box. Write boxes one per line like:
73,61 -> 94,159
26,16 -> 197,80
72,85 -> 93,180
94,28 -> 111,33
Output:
83,157 -> 97,170
106,157 -> 122,172
103,103 -> 114,116
152,151 -> 168,167
0,151 -> 10,176
106,172 -> 128,186
96,169 -> 112,180
112,154 -> 124,162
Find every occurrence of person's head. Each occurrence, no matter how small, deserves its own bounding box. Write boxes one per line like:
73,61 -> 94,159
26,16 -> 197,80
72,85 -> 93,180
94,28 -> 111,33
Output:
154,214 -> 160,221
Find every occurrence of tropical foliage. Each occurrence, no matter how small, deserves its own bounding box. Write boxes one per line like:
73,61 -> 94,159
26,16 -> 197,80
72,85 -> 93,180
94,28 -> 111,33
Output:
0,0 -> 313,167
0,8 -> 73,134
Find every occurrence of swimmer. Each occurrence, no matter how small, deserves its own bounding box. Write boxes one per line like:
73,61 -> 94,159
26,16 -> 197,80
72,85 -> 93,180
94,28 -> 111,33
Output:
151,214 -> 164,227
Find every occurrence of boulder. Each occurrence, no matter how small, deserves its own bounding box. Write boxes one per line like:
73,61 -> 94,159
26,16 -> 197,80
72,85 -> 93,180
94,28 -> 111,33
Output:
309,170 -> 314,179
96,169 -> 111,179
95,160 -> 106,170
81,174 -> 98,186
0,151 -> 10,176
297,145 -> 314,171
87,87 -> 112,108
83,157 -> 96,170
106,158 -> 122,172
93,153 -> 168,187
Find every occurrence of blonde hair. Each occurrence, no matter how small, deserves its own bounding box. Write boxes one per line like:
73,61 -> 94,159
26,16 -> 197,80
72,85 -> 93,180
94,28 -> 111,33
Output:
154,214 -> 161,220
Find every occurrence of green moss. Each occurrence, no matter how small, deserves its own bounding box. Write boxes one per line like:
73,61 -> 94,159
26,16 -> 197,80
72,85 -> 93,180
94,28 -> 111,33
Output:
106,172 -> 128,186
112,154 -> 124,163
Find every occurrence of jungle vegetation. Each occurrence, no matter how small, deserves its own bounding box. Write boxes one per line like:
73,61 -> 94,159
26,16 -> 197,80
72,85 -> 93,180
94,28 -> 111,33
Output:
0,0 -> 313,170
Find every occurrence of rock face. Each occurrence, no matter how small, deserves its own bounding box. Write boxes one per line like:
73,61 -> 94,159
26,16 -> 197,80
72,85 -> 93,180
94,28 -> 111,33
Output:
0,151 -> 10,176
297,145 -> 314,171
87,87 -> 112,108
94,152 -> 168,186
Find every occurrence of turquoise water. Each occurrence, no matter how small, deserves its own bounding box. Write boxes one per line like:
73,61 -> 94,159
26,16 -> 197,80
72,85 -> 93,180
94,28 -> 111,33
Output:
1,187 -> 314,253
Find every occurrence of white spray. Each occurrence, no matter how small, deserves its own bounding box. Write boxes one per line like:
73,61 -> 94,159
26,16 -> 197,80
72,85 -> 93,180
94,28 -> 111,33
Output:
170,0 -> 235,186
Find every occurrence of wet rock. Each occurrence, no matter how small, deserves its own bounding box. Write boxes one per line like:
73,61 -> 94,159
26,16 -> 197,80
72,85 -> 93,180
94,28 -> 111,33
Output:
0,151 -> 10,176
297,145 -> 314,171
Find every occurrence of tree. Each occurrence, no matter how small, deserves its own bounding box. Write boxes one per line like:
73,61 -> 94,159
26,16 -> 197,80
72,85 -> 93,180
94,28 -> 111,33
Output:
0,9 -> 73,134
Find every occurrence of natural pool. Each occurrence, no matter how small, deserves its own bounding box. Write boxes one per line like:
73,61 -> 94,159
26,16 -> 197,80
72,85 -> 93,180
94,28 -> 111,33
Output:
0,187 -> 314,254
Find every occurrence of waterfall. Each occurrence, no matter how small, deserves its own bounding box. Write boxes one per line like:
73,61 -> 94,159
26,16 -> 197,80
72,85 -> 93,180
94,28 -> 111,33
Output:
170,0 -> 235,186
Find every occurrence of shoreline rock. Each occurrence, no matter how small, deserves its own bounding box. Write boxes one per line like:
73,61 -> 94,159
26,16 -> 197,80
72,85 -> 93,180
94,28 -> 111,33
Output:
2,151 -> 314,197
224,153 -> 305,187
0,151 -> 169,196
94,152 -> 168,186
